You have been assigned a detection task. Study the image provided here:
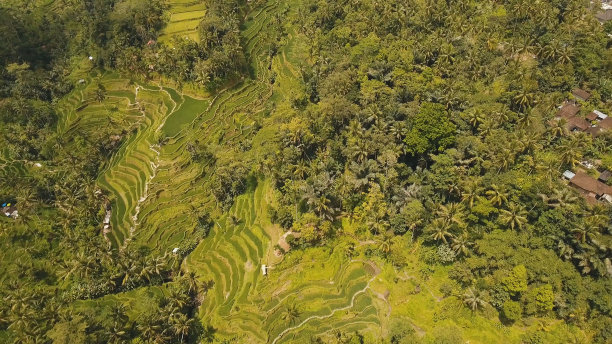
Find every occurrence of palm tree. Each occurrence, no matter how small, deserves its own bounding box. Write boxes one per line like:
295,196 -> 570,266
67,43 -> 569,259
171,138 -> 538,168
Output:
513,89 -> 536,110
137,314 -> 161,341
557,240 -> 575,261
451,232 -> 473,257
519,133 -> 540,154
477,118 -> 496,138
109,304 -> 129,325
436,203 -> 466,227
517,109 -> 536,129
536,158 -> 560,186
350,139 -> 369,163
584,205 -> 610,228
168,288 -> 189,311
559,141 -> 582,168
461,181 -> 482,209
429,219 -> 454,244
466,109 -> 484,129
496,148 -> 515,173
549,119 -> 568,139
104,324 -> 129,344
499,203 -> 528,231
407,217 -> 423,243
571,222 -> 600,245
486,184 -> 508,207
557,45 -> 573,65
540,188 -> 578,209
308,195 -> 338,221
180,271 -> 202,296
171,313 -> 194,343
378,232 -> 394,256
282,303 -> 301,325
16,188 -> 37,218
573,249 -> 605,275
463,288 -> 486,311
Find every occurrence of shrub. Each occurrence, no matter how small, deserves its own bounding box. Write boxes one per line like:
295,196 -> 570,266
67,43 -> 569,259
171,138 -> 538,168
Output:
437,244 -> 456,264
502,300 -> 522,323
502,265 -> 528,296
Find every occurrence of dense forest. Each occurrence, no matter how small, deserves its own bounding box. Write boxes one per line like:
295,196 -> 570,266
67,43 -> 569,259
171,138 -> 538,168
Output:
0,0 -> 611,343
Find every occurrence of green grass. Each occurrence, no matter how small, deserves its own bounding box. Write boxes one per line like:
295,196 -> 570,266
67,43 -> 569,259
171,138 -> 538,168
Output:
158,0 -> 206,44
162,95 -> 208,137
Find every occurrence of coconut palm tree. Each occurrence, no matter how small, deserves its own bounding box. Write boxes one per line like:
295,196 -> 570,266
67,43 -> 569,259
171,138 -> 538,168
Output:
429,219 -> 454,244
539,188 -> 578,209
536,159 -> 560,186
496,148 -> 515,173
451,232 -> 473,257
463,288 -> 486,311
477,118 -> 496,138
171,313 -> 194,343
307,195 -> 338,221
584,205 -> 610,228
168,288 -> 189,311
466,109 -> 484,129
573,249 -> 605,275
109,304 -> 129,325
104,324 -> 129,344
513,89 -> 536,110
499,203 -> 528,231
227,214 -> 241,227
517,109 -> 536,129
571,222 -> 600,245
282,303 -> 301,325
436,203 -> 466,227
559,141 -> 582,168
486,184 -> 508,207
557,240 -> 575,261
180,271 -> 202,296
549,119 -> 568,139
137,314 -> 161,342
461,181 -> 482,209
378,232 -> 394,256
557,45 -> 573,65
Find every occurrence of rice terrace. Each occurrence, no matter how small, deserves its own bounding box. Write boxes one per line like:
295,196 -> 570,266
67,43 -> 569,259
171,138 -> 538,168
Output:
1,0 -> 611,343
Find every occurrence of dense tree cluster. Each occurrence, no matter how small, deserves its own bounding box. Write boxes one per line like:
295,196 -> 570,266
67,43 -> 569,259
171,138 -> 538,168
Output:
112,0 -> 248,88
264,0 -> 612,340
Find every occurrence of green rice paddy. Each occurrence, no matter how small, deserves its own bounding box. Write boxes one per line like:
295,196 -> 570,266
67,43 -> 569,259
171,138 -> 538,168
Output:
158,0 -> 206,43
54,0 -> 383,341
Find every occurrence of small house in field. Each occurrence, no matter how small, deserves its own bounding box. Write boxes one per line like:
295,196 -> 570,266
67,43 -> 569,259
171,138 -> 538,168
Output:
586,110 -> 608,123
567,117 -> 590,132
568,171 -> 612,204
261,264 -> 268,276
599,117 -> 612,130
586,112 -> 598,121
556,103 -> 580,119
563,170 -> 576,180
572,89 -> 591,102
599,170 -> 612,183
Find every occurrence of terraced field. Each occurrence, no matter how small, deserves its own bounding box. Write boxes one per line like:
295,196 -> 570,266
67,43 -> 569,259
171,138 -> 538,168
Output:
184,1 -> 382,342
182,179 -> 382,343
158,0 -> 206,43
53,0 -> 384,341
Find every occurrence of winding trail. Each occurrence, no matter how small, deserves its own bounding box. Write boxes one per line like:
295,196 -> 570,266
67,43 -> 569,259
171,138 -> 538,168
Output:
271,277 -> 376,344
